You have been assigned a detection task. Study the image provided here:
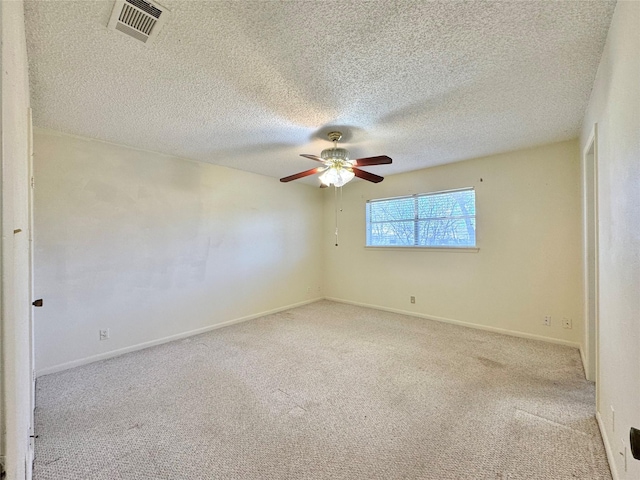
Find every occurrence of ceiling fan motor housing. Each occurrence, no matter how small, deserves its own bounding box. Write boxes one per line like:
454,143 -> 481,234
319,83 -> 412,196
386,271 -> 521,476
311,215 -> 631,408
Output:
321,147 -> 351,168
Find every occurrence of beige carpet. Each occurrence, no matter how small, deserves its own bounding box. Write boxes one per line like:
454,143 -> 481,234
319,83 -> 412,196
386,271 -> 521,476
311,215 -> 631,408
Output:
33,300 -> 611,479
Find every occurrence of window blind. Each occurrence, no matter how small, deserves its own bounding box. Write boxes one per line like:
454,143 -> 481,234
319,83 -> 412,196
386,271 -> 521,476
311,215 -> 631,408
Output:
366,188 -> 476,247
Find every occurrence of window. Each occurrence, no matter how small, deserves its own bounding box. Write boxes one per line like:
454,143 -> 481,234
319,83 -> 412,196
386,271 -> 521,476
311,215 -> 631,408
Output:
366,188 -> 476,247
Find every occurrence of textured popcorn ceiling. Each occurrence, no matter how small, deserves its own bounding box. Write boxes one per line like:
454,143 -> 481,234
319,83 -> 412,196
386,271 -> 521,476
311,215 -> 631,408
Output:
24,0 -> 616,182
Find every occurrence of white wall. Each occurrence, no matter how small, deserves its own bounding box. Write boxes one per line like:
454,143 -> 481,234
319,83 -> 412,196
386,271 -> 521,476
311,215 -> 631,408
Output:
580,1 -> 640,478
34,129 -> 323,374
1,1 -> 33,479
323,140 -> 583,347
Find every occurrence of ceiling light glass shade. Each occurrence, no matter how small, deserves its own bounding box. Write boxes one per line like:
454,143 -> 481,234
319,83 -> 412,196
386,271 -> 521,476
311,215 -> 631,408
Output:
319,167 -> 355,187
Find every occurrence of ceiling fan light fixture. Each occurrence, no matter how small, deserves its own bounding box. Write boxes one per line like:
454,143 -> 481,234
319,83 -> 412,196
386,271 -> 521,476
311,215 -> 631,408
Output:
319,166 -> 355,187
319,134 -> 354,186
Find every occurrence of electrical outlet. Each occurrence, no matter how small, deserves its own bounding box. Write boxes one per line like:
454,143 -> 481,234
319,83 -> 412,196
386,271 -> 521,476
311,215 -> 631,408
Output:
543,315 -> 551,326
99,329 -> 110,341
410,296 -> 415,304
562,317 -> 572,329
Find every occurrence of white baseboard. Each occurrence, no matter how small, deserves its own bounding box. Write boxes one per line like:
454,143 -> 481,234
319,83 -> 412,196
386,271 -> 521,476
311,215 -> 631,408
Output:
36,297 -> 323,377
37,296 -> 582,376
596,411 -> 619,480
325,297 -> 581,349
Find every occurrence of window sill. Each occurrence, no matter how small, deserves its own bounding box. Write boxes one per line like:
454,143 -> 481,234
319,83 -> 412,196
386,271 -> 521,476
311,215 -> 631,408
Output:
364,246 -> 479,253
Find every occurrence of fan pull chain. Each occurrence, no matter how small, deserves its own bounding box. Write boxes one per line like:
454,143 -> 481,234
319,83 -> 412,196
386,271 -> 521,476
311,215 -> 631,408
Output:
334,185 -> 339,246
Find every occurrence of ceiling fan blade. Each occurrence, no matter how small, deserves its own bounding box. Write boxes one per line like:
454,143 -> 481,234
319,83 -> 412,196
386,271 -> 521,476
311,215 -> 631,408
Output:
353,167 -> 384,183
280,167 -> 326,182
300,154 -> 325,163
353,155 -> 392,166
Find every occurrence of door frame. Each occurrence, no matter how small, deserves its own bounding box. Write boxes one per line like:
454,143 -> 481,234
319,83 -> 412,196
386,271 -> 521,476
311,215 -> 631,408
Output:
27,107 -> 35,477
582,123 -> 599,404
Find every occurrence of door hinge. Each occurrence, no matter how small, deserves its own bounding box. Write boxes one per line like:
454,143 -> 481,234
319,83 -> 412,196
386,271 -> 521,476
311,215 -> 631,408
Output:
31,176 -> 35,189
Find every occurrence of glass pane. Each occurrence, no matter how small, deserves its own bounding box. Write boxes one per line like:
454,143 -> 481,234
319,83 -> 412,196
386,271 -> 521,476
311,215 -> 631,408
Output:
417,218 -> 476,246
418,190 -> 475,219
369,197 -> 414,222
368,221 -> 415,246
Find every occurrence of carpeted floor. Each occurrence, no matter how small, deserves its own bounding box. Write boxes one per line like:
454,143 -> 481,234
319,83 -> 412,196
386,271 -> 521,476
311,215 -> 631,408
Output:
33,300 -> 611,479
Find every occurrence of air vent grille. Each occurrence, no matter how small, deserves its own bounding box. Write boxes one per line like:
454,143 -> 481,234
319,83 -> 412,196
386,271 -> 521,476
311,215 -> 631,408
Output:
119,3 -> 157,36
126,0 -> 161,18
108,0 -> 169,44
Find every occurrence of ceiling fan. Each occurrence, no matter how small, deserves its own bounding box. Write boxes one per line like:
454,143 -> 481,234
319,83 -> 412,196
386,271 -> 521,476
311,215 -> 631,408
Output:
280,131 -> 392,187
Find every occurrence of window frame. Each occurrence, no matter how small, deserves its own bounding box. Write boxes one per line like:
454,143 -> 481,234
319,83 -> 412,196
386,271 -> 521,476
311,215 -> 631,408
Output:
365,187 -> 478,251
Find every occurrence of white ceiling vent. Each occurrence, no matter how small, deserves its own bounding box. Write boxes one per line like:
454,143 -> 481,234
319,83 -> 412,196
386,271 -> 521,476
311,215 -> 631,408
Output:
108,0 -> 169,44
